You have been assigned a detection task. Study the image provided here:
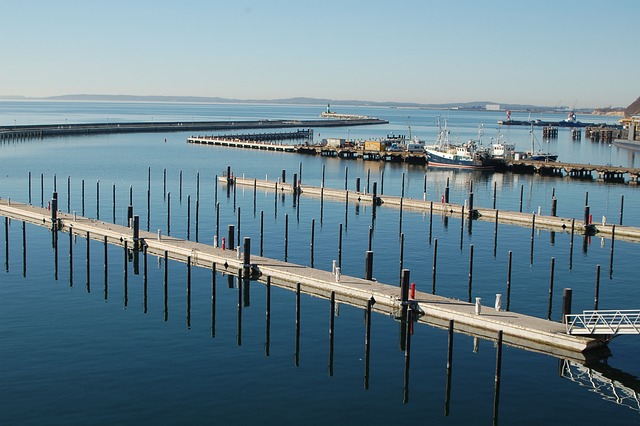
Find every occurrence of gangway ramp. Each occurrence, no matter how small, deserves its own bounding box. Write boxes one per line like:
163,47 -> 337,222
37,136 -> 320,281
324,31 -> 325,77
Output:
565,310 -> 640,336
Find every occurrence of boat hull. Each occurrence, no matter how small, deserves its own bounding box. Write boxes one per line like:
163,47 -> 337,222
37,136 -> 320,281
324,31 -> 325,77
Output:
426,151 -> 494,170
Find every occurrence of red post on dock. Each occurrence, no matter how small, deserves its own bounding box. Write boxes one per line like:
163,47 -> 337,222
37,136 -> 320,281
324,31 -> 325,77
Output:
410,283 -> 416,300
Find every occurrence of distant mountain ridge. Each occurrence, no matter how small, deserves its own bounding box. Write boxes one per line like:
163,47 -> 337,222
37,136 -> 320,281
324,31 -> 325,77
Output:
0,93 -> 627,113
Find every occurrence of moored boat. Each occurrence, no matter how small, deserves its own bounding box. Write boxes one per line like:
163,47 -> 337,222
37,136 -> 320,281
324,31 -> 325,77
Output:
424,120 -> 493,170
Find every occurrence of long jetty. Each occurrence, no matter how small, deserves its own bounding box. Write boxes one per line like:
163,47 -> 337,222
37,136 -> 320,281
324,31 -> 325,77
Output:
225,175 -> 640,243
0,197 -> 606,361
0,117 -> 388,140
188,136 -> 640,184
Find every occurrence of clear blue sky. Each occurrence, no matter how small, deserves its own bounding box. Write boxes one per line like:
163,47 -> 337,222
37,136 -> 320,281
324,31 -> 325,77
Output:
0,0 -> 637,107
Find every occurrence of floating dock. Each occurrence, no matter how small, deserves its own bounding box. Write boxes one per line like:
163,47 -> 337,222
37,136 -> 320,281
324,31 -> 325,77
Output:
225,175 -> 640,243
0,198 -> 608,361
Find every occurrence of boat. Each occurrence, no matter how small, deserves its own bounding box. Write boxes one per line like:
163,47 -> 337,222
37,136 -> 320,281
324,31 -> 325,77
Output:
523,125 -> 558,161
488,129 -> 516,160
424,120 -> 493,170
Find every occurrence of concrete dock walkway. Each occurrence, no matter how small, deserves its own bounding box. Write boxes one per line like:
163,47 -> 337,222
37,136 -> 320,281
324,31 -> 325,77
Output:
0,198 -> 607,361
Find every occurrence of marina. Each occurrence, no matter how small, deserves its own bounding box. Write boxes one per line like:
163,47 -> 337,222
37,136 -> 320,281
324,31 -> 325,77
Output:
0,198 -> 606,360
2,101 -> 640,425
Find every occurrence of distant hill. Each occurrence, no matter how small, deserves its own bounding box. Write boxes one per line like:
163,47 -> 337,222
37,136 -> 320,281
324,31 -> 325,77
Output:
5,93 -> 629,114
625,96 -> 640,117
37,94 -> 557,112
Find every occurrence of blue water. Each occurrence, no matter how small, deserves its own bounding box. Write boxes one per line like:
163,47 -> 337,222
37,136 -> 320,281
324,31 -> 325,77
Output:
1,101 -> 639,425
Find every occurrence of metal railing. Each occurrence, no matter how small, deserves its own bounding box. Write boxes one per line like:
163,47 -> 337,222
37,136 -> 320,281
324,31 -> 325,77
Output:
565,310 -> 640,335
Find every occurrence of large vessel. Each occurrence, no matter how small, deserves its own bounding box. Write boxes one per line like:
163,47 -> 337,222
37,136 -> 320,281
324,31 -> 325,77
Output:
424,121 -> 493,170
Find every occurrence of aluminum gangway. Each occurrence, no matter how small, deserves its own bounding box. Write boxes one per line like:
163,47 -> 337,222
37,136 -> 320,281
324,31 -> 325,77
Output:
565,310 -> 640,336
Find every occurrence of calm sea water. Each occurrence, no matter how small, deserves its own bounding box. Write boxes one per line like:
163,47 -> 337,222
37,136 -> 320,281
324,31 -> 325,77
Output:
1,101 -> 639,425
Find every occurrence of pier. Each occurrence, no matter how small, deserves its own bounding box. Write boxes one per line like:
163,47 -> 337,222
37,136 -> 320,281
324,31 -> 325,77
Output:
0,197 -> 607,361
187,136 -> 640,184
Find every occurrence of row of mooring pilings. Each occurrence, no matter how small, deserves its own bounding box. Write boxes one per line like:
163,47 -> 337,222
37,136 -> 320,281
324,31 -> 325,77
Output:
13,166 -> 621,315
24,167 -> 630,247
3,212 -> 518,406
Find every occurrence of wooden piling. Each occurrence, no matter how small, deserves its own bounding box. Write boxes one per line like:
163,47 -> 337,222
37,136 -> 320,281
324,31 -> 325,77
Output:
594,264 -> 600,310
187,195 -> 191,240
620,195 -> 624,225
241,237 -> 251,279
365,250 -> 373,280
364,296 -> 374,389
399,233 -> 405,284
310,218 -> 315,268
562,288 -> 572,324
506,251 -> 512,311
167,192 -> 171,236
228,224 -> 235,252
41,173 -> 44,208
493,330 -> 503,426
445,319 -> 454,416
179,170 -> 183,201
284,213 -> 289,261
492,181 -> 497,209
96,180 -> 100,220
260,210 -> 264,256
338,223 -> 343,267
548,257 -> 555,320
519,184 -> 523,212
329,290 -> 335,377
432,238 -> 438,294
265,275 -> 271,356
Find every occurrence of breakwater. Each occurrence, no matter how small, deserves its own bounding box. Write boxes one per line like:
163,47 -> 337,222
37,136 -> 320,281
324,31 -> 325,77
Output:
0,117 -> 388,140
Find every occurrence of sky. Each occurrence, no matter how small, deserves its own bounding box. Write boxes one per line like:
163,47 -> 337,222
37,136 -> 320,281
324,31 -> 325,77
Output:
0,0 -> 637,108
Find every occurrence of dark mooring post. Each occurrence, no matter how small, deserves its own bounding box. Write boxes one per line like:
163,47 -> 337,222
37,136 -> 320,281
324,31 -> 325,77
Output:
399,233 -> 405,285
492,330 -> 503,426
166,192 -> 171,236
610,224 -> 616,278
569,218 -> 575,270
619,194 -> 624,225
432,238 -> 438,294
547,257 -> 555,320
551,195 -> 557,217
594,264 -> 601,310
310,219 -> 315,268
112,183 -> 117,224
368,226 -> 373,252
41,173 -> 44,207
444,177 -> 450,203
81,179 -> 85,216
260,210 -> 264,256
468,244 -> 474,303
380,170 -> 384,195
365,250 -> 373,280
228,224 -> 235,251
96,180 -> 100,220
329,290 -> 335,377
186,195 -> 191,240
364,296 -> 374,390
344,166 -> 348,191
519,184 -> 524,213
133,215 -> 140,252
295,282 -> 301,367
493,210 -> 499,257
492,180 -> 497,209
366,168 -> 371,193
243,237 -> 251,278
506,251 -> 513,311
403,306 -> 413,404
444,319 -> 454,416
237,207 -> 241,248
356,177 -> 361,193
67,176 -> 70,213
28,171 -> 32,205
338,223 -> 343,268
4,217 -> 8,272
284,214 -> 289,261
163,168 -> 167,200
561,288 -> 572,324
